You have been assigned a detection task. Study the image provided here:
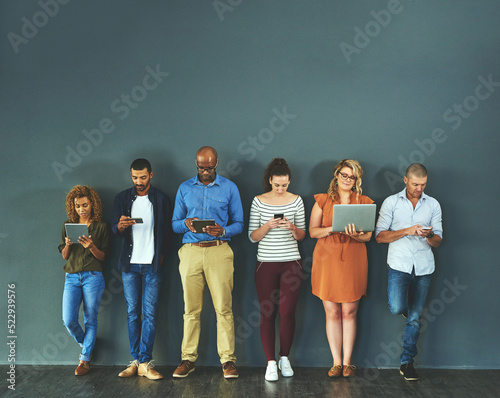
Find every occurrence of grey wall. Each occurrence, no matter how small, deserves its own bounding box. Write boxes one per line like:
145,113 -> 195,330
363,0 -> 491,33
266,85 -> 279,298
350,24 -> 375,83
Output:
1,0 -> 499,369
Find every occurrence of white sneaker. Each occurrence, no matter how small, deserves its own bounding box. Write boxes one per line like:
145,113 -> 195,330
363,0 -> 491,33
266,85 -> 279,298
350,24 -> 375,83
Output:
265,361 -> 278,381
279,356 -> 294,377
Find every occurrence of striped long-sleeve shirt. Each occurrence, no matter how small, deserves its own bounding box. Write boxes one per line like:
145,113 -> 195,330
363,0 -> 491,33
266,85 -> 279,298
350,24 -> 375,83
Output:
248,196 -> 306,262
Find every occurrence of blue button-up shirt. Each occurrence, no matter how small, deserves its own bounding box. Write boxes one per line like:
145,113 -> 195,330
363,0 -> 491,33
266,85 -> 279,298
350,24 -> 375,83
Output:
172,174 -> 244,243
375,188 -> 443,276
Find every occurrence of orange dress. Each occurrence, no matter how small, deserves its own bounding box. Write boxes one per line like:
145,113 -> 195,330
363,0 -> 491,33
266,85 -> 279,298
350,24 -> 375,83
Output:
311,192 -> 374,303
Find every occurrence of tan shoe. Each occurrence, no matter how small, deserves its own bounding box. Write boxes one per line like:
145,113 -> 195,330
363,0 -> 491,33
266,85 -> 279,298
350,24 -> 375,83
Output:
222,361 -> 239,379
343,364 -> 356,377
138,361 -> 164,380
118,360 -> 139,377
75,360 -> 90,376
328,365 -> 342,377
173,360 -> 195,378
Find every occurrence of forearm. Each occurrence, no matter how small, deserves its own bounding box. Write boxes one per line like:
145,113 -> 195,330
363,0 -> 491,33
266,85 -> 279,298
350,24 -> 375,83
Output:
291,227 -> 306,241
376,229 -> 408,243
426,234 -> 442,248
250,225 -> 270,242
310,226 -> 331,239
89,246 -> 106,262
61,245 -> 71,260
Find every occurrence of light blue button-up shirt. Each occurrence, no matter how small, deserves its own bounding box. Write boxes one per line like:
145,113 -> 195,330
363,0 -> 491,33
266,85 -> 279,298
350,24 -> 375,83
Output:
375,188 -> 443,276
172,174 -> 244,243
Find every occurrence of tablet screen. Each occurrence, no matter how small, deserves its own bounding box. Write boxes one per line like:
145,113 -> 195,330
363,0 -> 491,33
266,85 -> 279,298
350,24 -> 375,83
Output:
64,223 -> 89,244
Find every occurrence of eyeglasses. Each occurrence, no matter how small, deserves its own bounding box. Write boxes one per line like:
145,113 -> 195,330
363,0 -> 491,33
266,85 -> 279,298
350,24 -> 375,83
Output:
338,171 -> 357,181
196,162 -> 217,173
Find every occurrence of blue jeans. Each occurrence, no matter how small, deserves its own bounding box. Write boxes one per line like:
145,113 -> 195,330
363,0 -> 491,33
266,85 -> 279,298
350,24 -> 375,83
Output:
122,264 -> 162,363
62,271 -> 105,362
388,267 -> 432,365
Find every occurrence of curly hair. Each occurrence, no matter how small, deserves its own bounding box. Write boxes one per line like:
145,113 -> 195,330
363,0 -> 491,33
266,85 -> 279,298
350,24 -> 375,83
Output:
263,158 -> 291,192
65,185 -> 103,223
327,159 -> 363,203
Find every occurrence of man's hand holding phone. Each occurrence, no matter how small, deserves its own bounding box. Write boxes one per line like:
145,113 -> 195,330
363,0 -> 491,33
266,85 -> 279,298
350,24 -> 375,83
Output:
118,216 -> 136,233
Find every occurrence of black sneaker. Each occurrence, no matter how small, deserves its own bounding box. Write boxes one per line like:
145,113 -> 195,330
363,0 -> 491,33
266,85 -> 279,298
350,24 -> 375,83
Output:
400,363 -> 419,381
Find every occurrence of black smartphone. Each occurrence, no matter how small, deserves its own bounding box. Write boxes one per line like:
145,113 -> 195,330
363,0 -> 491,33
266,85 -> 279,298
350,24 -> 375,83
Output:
274,214 -> 284,219
129,218 -> 143,223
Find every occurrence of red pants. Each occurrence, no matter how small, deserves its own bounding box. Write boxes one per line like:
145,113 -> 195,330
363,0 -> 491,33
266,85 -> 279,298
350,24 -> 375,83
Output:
255,260 -> 303,361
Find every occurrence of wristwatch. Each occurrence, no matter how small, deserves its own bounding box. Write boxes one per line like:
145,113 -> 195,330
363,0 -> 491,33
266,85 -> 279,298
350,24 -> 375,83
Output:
426,231 -> 434,239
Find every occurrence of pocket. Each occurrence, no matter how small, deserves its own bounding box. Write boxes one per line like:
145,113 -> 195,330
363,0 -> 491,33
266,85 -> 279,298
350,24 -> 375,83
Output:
208,195 -> 229,212
89,271 -> 102,277
256,261 -> 264,273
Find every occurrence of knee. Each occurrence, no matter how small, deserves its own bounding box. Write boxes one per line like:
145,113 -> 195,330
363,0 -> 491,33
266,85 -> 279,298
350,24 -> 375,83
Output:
341,307 -> 358,320
62,316 -> 78,330
389,302 -> 406,315
325,307 -> 342,322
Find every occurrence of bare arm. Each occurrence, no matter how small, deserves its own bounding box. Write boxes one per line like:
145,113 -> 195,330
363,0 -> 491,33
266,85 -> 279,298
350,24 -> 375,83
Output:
61,237 -> 72,260
79,235 -> 106,262
309,203 -> 332,239
376,225 -> 420,243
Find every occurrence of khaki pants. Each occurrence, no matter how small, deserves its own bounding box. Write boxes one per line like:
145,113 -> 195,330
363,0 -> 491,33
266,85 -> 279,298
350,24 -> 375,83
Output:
178,242 -> 236,364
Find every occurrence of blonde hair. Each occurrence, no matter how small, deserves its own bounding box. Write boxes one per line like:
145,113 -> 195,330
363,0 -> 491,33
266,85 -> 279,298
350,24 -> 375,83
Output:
327,159 -> 363,203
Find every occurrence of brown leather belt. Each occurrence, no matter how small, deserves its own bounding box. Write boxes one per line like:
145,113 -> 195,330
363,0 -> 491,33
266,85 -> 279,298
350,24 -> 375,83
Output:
190,240 -> 227,247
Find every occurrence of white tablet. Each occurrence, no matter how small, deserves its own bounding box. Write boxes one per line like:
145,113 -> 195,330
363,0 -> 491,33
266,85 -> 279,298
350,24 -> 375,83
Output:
331,204 -> 376,232
64,223 -> 89,244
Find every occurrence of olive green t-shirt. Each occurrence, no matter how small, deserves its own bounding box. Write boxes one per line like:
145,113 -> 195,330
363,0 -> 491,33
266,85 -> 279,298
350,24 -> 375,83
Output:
58,221 -> 111,273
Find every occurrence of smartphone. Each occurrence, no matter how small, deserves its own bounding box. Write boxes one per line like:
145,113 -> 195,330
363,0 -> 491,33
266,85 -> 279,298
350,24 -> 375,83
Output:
422,226 -> 432,230
274,214 -> 284,219
129,218 -> 143,223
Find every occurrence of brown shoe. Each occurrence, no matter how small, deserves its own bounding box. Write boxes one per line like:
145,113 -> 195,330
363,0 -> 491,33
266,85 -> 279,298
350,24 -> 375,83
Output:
173,360 -> 195,378
343,365 -> 356,377
328,365 -> 342,377
75,361 -> 90,376
222,361 -> 239,379
138,361 -> 163,380
118,360 -> 139,377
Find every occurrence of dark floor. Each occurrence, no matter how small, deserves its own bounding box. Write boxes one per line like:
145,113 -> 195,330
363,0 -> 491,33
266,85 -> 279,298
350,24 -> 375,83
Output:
2,365 -> 500,398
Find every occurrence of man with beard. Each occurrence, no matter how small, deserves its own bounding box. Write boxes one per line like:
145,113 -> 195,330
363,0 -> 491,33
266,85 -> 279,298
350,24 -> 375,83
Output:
171,146 -> 244,379
375,163 -> 443,381
112,158 -> 171,380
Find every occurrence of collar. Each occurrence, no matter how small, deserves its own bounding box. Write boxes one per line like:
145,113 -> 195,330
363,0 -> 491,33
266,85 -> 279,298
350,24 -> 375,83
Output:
191,173 -> 221,187
130,185 -> 155,198
399,188 -> 428,201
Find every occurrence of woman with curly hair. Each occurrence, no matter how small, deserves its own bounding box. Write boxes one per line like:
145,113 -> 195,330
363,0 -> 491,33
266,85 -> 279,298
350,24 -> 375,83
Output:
248,158 -> 306,381
309,159 -> 373,378
58,185 -> 111,376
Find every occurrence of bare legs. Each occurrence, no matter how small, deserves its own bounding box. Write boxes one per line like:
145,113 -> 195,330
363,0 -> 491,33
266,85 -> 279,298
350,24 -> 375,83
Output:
323,300 -> 359,366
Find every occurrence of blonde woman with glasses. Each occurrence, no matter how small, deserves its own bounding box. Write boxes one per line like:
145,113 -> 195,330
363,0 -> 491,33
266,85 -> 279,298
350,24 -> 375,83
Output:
309,159 -> 374,378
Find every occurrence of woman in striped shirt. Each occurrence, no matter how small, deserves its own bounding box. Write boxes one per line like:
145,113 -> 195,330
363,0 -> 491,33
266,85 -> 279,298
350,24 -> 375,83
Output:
248,158 -> 306,381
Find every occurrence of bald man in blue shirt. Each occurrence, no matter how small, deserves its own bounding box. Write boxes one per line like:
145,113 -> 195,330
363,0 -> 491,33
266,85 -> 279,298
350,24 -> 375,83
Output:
171,146 -> 244,379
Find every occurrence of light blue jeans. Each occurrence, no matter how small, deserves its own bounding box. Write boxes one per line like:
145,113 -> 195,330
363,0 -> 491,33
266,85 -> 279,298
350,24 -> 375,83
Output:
388,267 -> 432,365
62,271 -> 105,362
122,264 -> 162,363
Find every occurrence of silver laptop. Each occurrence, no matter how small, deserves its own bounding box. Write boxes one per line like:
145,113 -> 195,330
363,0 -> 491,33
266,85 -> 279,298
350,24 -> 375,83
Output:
331,204 -> 376,232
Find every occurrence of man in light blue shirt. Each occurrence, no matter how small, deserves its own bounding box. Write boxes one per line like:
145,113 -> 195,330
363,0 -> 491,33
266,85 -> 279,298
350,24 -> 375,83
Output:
375,163 -> 442,381
172,146 -> 244,379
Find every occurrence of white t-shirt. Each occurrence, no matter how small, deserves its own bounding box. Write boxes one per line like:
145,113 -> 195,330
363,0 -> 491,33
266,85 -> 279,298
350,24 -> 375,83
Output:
130,195 -> 155,264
